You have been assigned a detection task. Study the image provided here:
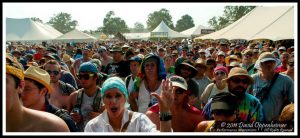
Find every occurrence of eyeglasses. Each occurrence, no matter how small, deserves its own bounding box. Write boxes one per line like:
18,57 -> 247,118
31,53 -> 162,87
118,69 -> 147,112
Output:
46,70 -> 59,75
77,73 -> 95,80
230,77 -> 249,84
215,71 -> 226,76
187,54 -> 193,57
288,62 -> 294,67
98,50 -> 104,53
175,88 -> 185,94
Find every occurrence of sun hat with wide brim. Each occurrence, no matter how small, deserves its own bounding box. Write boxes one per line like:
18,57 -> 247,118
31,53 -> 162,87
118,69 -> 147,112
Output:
223,67 -> 254,85
175,60 -> 198,78
24,66 -> 51,93
254,52 -> 281,70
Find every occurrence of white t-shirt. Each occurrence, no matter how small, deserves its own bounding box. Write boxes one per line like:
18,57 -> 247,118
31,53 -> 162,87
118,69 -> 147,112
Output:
127,76 -> 135,94
137,80 -> 162,113
84,109 -> 158,132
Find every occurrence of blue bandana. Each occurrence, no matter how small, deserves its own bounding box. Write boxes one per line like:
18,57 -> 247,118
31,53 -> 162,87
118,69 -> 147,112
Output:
78,62 -> 98,73
101,77 -> 130,108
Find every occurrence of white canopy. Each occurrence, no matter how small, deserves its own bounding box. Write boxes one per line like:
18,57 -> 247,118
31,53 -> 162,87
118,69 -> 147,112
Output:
151,21 -> 188,38
123,32 -> 150,40
195,6 -> 294,41
54,29 -> 96,42
181,24 -> 213,36
6,18 -> 63,41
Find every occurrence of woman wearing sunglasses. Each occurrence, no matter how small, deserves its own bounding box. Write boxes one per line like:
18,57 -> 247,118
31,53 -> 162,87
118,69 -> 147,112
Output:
200,66 -> 228,108
146,75 -> 203,132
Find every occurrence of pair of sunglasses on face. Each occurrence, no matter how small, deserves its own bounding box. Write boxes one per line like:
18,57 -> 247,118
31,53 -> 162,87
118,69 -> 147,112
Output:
46,70 -> 59,75
215,71 -> 226,76
77,73 -> 95,80
175,88 -> 185,94
230,77 -> 250,84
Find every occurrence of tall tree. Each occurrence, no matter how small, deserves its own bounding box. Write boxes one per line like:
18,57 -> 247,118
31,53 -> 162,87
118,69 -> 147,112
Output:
47,12 -> 78,33
146,8 -> 174,31
31,17 -> 43,23
175,14 -> 195,32
101,11 -> 129,35
134,22 -> 145,32
208,6 -> 256,30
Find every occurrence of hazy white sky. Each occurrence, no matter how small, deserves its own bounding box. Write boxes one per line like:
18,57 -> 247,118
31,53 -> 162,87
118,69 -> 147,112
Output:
3,3 -> 293,31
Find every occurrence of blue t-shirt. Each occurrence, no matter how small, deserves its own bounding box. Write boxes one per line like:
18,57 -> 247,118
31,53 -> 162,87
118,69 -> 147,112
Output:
250,73 -> 294,121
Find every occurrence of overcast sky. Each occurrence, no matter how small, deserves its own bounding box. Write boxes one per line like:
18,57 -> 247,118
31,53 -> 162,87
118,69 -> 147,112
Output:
3,3 -> 294,31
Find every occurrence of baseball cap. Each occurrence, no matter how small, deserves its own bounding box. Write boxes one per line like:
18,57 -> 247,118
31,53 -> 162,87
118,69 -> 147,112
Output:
169,75 -> 188,91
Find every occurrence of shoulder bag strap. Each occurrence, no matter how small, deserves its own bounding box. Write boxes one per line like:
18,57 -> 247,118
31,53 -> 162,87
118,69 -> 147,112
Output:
261,73 -> 279,101
121,111 -> 133,132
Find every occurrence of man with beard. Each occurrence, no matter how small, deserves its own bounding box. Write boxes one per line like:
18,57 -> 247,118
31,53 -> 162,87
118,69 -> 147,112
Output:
202,67 -> 265,122
69,62 -> 104,131
251,52 -> 293,121
44,60 -> 76,110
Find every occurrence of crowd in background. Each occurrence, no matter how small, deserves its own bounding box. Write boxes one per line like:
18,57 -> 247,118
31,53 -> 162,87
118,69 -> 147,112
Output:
6,39 -> 294,132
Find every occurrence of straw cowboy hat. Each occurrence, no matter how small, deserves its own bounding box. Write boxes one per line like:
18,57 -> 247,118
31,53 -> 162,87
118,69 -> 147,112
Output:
24,66 -> 51,93
223,67 -> 254,84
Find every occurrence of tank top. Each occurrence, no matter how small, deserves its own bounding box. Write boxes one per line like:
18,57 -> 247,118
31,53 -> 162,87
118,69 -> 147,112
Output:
137,80 -> 162,113
78,92 -> 96,131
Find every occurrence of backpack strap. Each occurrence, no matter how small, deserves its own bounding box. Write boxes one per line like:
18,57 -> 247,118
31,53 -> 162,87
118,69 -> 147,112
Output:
92,87 -> 102,112
121,111 -> 133,132
74,88 -> 84,110
54,109 -> 68,118
247,64 -> 255,72
125,75 -> 132,90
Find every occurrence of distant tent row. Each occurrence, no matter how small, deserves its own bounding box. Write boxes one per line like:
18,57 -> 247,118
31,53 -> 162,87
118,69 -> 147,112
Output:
194,6 -> 294,41
6,18 -> 98,43
6,18 -> 212,42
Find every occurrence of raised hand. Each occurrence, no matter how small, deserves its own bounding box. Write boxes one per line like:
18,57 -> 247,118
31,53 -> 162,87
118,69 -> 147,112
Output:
151,79 -> 174,112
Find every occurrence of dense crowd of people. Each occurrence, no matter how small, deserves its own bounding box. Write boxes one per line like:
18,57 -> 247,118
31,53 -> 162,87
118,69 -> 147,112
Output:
6,39 -> 294,132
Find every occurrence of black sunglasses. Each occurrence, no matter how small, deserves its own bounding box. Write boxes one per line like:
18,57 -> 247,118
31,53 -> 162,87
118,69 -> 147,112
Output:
77,73 -> 95,80
175,88 -> 185,94
288,62 -> 294,67
46,70 -> 59,76
230,77 -> 249,84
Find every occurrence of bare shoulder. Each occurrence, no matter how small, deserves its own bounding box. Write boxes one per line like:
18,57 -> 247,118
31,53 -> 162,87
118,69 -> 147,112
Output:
194,121 -> 209,132
24,108 -> 70,132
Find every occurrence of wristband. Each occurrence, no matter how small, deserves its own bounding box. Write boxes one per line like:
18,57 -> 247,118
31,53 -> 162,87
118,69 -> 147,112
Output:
159,112 -> 172,121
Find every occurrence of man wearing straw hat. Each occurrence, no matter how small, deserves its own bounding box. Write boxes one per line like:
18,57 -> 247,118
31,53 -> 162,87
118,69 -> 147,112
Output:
21,65 -> 78,132
202,67 -> 265,122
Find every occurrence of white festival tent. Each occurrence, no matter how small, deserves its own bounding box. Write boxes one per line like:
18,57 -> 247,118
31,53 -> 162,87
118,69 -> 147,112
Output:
54,29 -> 97,43
151,21 -> 189,38
123,32 -> 151,40
181,24 -> 213,37
195,6 -> 294,41
6,18 -> 63,42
